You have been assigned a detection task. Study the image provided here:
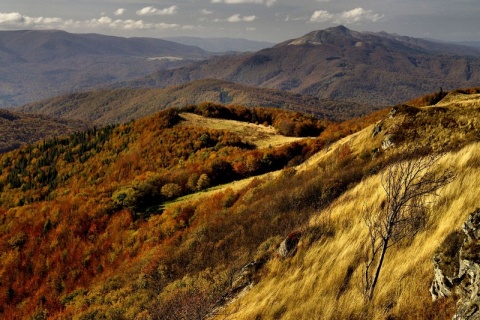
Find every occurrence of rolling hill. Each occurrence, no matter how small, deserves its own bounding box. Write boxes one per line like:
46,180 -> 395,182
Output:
0,30 -> 210,107
130,25 -> 480,106
0,103 -> 347,318
1,89 -> 480,319
0,109 -> 88,153
15,79 -> 374,125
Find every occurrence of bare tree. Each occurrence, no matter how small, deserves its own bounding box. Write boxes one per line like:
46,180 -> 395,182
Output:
363,153 -> 455,301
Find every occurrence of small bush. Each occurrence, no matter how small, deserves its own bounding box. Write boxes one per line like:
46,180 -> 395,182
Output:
161,183 -> 182,199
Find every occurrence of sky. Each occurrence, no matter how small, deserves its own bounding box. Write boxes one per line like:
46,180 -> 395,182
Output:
0,0 -> 479,43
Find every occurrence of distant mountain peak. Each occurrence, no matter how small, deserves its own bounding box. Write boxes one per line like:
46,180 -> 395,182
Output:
326,25 -> 350,34
281,25 -> 362,47
277,26 -> 480,57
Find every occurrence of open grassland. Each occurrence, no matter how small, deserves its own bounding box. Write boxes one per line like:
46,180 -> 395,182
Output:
161,112 -> 311,208
178,112 -> 306,149
164,111 -> 382,209
167,92 -> 480,320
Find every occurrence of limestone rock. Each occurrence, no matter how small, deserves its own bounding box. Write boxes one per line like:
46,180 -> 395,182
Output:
381,134 -> 395,150
431,209 -> 480,320
213,259 -> 265,317
430,230 -> 463,300
278,231 -> 301,258
231,261 -> 264,290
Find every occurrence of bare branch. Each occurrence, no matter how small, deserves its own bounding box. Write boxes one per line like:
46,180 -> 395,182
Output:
363,153 -> 455,301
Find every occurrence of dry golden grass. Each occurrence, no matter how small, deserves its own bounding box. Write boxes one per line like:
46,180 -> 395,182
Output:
163,172 -> 279,210
215,141 -> 480,320
182,93 -> 480,319
436,92 -> 480,108
162,113 -> 308,208
295,122 -> 379,173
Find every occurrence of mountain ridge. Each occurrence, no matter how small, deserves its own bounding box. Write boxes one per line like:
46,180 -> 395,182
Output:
0,29 -> 211,107
278,25 -> 480,56
3,26 -> 480,107
130,25 -> 480,106
163,36 -> 274,53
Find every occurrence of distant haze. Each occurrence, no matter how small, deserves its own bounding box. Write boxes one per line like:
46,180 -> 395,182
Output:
0,1 -> 480,43
162,37 -> 274,53
2,26 -> 480,108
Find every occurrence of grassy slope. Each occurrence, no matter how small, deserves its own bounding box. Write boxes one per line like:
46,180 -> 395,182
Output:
162,113 -> 307,207
216,145 -> 478,319
212,92 -> 480,319
164,110 -> 384,209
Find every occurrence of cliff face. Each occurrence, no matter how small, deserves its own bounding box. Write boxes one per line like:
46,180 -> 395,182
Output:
431,209 -> 480,319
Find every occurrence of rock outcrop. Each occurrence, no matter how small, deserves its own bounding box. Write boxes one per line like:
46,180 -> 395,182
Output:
277,231 -> 302,258
381,134 -> 395,150
372,122 -> 382,138
431,209 -> 480,320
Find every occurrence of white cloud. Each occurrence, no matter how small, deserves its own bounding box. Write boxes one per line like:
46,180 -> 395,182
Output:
310,10 -> 333,23
310,7 -> 384,24
0,12 -> 65,28
227,14 -> 257,22
201,9 -> 213,15
114,8 -> 126,16
211,0 -> 277,7
136,6 -> 178,16
182,25 -> 196,30
341,8 -> 383,23
0,11 -> 182,31
0,12 -> 24,24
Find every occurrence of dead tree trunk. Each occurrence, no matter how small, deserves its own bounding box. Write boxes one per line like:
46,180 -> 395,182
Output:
363,153 -> 455,301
